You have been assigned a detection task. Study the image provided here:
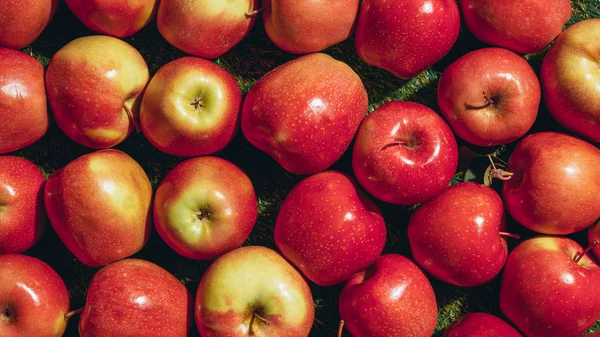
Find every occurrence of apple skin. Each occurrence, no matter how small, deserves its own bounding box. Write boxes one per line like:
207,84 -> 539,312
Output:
355,0 -> 460,79
0,48 -> 48,154
541,19 -> 600,142
44,149 -> 152,267
45,35 -> 149,149
0,0 -> 57,49
195,246 -> 314,337
263,0 -> 359,54
0,254 -> 70,337
352,101 -> 458,205
242,53 -> 368,175
437,48 -> 540,146
80,258 -> 191,337
588,220 -> 600,261
503,132 -> 600,235
461,0 -> 572,54
274,171 -> 386,286
154,156 -> 257,260
500,236 -> 600,337
140,57 -> 242,156
65,0 -> 159,38
158,0 -> 256,59
0,156 -> 46,254
339,254 -> 438,337
443,313 -> 522,337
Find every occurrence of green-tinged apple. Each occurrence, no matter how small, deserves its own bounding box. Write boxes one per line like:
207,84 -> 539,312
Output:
195,246 -> 314,337
46,35 -> 149,148
0,0 -> 57,49
443,313 -> 523,337
140,57 -> 242,156
541,19 -> 600,142
44,149 -> 152,267
158,0 -> 256,58
242,53 -> 368,174
0,254 -> 70,337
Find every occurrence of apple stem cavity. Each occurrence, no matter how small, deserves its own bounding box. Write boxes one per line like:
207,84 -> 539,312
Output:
64,308 -> 83,321
574,240 -> 600,263
486,155 -> 513,184
499,232 -> 521,240
123,104 -> 141,132
1,304 -> 15,323
381,137 -> 414,150
337,319 -> 345,337
245,6 -> 271,18
249,311 -> 270,335
483,90 -> 495,105
465,90 -> 497,110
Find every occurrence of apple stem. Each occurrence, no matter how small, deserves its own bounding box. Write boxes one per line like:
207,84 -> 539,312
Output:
483,90 -> 495,105
123,104 -> 141,132
499,232 -> 520,240
574,240 -> 600,263
249,312 -> 269,335
245,5 -> 270,18
486,155 -> 513,183
64,308 -> 83,321
381,137 -> 411,150
337,320 -> 345,337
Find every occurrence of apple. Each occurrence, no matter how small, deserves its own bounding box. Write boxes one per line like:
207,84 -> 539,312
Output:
339,254 -> 438,337
437,48 -> 541,146
503,132 -> 600,235
588,220 -> 600,261
157,0 -> 256,58
65,0 -> 159,38
461,0 -> 572,54
0,0 -> 57,49
242,53 -> 368,175
274,171 -> 386,286
500,236 -> 600,337
45,35 -> 149,149
0,254 -> 70,337
443,313 -> 523,337
355,0 -> 460,79
140,57 -> 242,156
352,100 -> 458,205
154,156 -> 257,260
0,156 -> 46,254
262,0 -> 359,54
541,18 -> 600,142
195,246 -> 314,337
80,258 -> 191,337
44,149 -> 152,267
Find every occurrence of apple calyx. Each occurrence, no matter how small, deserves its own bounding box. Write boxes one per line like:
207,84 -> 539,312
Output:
64,308 -> 83,321
1,303 -> 16,324
245,6 -> 271,18
574,240 -> 600,263
465,90 -> 498,110
249,311 -> 270,335
123,104 -> 141,132
337,319 -> 345,337
499,232 -> 521,240
195,209 -> 211,222
190,95 -> 205,111
381,137 -> 416,150
486,155 -> 513,184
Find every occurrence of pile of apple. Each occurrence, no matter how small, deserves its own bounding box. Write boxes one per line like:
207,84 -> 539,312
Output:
1,0 -> 599,337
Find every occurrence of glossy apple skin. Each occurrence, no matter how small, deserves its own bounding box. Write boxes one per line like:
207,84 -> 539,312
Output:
461,0 -> 572,54
274,171 -> 386,286
242,53 -> 368,175
263,0 -> 359,54
0,157 -> 46,254
541,19 -> 600,142
158,0 -> 255,58
65,0 -> 158,38
140,57 -> 242,156
339,254 -> 438,337
154,156 -> 257,260
0,0 -> 57,49
46,35 -> 149,149
195,246 -> 314,337
500,237 -> 600,337
503,132 -> 600,235
0,254 -> 70,337
80,259 -> 191,337
443,313 -> 522,337
0,48 -> 48,154
355,0 -> 460,79
437,48 -> 540,146
44,149 -> 152,267
352,101 -> 458,205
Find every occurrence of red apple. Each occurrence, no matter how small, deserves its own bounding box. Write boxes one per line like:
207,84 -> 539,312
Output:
352,101 -> 458,205
0,254 -> 70,337
46,35 -> 149,149
0,0 -> 57,49
158,0 -> 256,58
0,48 -> 48,154
0,156 -> 46,254
80,258 -> 191,337
541,18 -> 600,142
461,0 -> 572,54
154,156 -> 257,260
437,48 -> 540,146
140,57 -> 242,156
195,246 -> 314,337
242,53 -> 368,175
339,254 -> 438,337
443,313 -> 523,337
500,236 -> 600,337
65,0 -> 159,38
355,0 -> 460,79
44,149 -> 152,267
274,171 -> 386,286
503,132 -> 600,235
